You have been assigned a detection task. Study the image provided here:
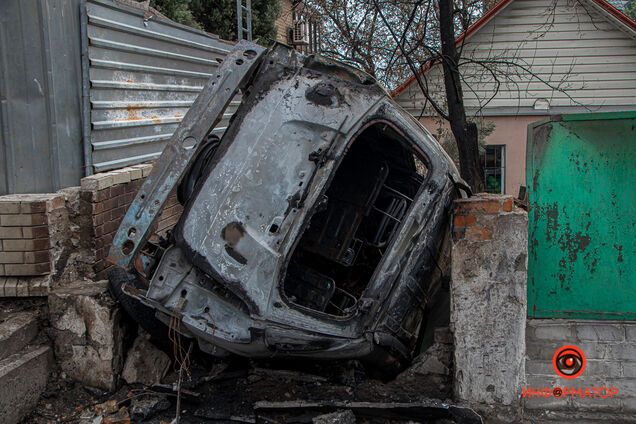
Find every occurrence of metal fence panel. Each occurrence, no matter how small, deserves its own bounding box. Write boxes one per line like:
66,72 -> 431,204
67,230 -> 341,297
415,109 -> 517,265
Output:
0,0 -> 83,194
527,111 -> 636,320
85,0 -> 237,172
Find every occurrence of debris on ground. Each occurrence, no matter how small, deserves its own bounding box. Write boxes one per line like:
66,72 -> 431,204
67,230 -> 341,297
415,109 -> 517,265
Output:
312,409 -> 357,424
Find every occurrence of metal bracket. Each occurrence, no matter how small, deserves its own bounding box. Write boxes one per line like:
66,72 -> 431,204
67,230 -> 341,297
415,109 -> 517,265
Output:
108,40 -> 267,268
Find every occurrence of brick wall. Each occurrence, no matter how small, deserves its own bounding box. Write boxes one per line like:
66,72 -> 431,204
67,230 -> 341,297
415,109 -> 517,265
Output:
0,194 -> 66,277
79,164 -> 183,280
0,163 -> 183,295
525,319 -> 636,421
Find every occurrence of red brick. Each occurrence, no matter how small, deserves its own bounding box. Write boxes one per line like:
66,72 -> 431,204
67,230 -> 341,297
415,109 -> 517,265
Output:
103,197 -> 119,211
454,215 -> 466,227
118,194 -> 132,207
92,201 -> 105,215
22,226 -> 49,239
80,190 -> 95,202
95,188 -> 111,202
103,220 -> 119,235
110,185 -> 125,197
502,198 -> 513,212
110,206 -> 126,221
92,212 -> 104,227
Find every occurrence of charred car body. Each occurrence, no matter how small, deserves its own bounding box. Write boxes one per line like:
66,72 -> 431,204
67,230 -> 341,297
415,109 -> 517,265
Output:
108,41 -> 467,373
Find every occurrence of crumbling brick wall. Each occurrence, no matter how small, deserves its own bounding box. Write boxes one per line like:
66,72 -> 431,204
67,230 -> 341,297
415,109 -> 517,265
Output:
79,164 -> 183,280
0,163 -> 183,295
0,194 -> 68,295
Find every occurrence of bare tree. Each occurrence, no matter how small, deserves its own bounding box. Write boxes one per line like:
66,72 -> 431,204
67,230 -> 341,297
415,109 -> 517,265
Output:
438,0 -> 484,191
306,0 -> 586,192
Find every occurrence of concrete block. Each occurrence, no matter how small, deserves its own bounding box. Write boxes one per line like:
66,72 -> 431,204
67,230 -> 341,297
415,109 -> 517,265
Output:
141,164 -> 152,177
530,321 -> 574,341
129,167 -> 143,180
625,324 -> 636,341
623,361 -> 636,378
81,174 -> 115,191
111,170 -> 131,185
605,343 -> 636,361
0,345 -> 52,424
0,312 -> 39,360
48,281 -> 126,391
621,396 -> 636,412
575,323 -> 625,342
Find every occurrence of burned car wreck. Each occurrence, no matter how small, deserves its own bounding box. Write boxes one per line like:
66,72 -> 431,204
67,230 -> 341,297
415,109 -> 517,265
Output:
108,41 -> 467,374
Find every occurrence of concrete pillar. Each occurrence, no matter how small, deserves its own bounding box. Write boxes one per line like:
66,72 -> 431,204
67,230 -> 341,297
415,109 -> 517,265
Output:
450,194 -> 527,419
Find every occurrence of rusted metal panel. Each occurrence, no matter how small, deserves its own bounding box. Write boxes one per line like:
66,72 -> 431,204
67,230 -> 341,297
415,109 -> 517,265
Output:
84,0 -> 237,172
527,111 -> 636,320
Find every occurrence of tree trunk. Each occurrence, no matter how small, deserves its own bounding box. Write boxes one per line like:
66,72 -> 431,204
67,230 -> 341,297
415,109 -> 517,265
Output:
438,0 -> 485,193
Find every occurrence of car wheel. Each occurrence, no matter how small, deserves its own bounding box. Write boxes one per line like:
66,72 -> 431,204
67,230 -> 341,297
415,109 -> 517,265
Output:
108,267 -> 171,351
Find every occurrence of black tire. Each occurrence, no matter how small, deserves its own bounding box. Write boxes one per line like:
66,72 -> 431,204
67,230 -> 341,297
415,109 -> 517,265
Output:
108,267 -> 172,351
177,136 -> 220,205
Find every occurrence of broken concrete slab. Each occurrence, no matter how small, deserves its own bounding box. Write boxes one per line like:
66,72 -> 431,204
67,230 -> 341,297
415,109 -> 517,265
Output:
121,332 -> 170,386
0,311 -> 38,359
48,281 -> 126,391
0,345 -> 52,424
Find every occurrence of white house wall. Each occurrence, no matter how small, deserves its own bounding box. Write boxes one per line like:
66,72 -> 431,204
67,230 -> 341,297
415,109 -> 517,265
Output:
396,0 -> 636,116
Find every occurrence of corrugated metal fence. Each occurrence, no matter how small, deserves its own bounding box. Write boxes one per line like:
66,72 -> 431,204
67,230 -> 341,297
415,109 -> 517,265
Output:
84,0 -> 237,172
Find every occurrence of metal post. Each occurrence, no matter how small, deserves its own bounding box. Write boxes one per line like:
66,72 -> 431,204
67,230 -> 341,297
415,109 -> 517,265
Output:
236,0 -> 252,41
236,0 -> 243,40
80,0 -> 93,176
246,0 -> 253,41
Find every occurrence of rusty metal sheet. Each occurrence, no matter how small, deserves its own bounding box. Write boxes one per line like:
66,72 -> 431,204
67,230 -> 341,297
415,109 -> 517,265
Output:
527,111 -> 636,320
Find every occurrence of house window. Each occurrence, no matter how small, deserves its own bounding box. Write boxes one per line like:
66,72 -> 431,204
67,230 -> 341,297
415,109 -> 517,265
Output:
481,145 -> 505,194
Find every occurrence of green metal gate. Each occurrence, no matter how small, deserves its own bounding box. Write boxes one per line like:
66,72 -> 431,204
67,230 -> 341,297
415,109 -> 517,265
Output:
527,111 -> 636,320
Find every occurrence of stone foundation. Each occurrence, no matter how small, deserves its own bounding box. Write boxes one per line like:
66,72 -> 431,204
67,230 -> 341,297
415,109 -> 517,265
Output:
48,281 -> 127,391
